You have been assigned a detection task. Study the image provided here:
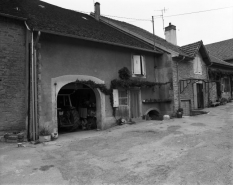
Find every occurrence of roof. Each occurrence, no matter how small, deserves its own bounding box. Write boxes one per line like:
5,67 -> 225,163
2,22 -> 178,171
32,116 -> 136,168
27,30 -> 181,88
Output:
0,0 -> 155,52
180,41 -> 212,65
180,41 -> 203,57
209,54 -> 233,68
206,39 -> 233,61
100,16 -> 191,58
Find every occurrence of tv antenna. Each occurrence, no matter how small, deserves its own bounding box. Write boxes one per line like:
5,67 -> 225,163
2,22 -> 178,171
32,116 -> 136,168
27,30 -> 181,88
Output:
154,8 -> 168,35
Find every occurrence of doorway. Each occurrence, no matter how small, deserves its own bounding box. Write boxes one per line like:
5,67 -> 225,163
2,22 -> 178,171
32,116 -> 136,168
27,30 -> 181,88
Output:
130,89 -> 141,118
57,82 -> 97,133
197,83 -> 204,108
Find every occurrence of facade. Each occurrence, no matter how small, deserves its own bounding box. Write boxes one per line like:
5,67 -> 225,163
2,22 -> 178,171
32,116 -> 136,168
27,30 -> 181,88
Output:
179,41 -> 211,115
206,39 -> 233,100
1,0 -> 232,140
0,0 -> 176,140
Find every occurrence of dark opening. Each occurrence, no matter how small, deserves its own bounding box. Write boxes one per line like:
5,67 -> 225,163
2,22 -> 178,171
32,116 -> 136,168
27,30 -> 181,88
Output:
147,110 -> 161,120
57,82 -> 97,133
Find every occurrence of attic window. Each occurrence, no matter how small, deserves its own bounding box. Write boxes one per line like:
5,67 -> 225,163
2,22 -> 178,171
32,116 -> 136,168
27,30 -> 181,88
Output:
38,5 -> 45,8
82,17 -> 88,20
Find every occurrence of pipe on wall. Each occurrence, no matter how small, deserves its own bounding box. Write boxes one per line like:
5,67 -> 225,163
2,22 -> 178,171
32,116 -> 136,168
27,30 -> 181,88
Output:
34,31 -> 41,140
25,22 -> 41,141
176,56 -> 185,109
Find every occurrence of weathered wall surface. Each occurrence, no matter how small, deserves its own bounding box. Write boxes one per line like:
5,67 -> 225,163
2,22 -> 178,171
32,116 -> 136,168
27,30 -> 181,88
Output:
0,16 -> 27,132
38,34 -> 172,129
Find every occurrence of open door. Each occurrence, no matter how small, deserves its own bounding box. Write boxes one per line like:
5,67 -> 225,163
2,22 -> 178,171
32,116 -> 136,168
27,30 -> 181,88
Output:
130,89 -> 141,118
197,83 -> 204,108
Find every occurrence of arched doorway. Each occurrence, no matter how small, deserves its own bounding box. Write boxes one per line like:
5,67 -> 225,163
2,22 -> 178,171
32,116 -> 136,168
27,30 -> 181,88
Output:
57,82 -> 97,133
51,75 -> 105,133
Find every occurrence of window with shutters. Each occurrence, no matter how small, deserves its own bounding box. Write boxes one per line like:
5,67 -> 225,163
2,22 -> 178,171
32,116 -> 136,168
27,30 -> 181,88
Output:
118,90 -> 128,106
194,57 -> 202,74
132,55 -> 146,77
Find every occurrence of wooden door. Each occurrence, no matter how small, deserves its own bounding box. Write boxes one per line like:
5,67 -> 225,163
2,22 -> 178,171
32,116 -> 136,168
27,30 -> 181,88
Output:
197,84 -> 204,108
181,100 -> 191,116
130,89 -> 140,118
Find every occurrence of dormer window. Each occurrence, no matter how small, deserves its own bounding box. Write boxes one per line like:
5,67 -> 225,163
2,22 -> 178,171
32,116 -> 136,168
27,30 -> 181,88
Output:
194,57 -> 202,74
132,55 -> 146,77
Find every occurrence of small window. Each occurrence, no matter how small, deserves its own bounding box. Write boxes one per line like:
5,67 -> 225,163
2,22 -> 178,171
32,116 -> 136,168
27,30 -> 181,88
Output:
194,58 -> 202,74
132,55 -> 146,77
119,90 -> 128,105
222,78 -> 230,92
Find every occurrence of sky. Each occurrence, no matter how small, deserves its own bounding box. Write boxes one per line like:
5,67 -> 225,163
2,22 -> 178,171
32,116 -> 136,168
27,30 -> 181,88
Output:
42,0 -> 233,46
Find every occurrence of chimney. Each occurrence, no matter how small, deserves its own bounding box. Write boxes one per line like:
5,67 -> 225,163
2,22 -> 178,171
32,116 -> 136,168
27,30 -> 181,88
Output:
165,23 -> 177,45
94,2 -> 100,21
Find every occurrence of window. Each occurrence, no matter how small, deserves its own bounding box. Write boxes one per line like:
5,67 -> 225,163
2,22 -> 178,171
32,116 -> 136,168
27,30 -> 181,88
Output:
222,78 -> 230,92
118,90 -> 128,105
132,55 -> 146,76
194,57 -> 202,74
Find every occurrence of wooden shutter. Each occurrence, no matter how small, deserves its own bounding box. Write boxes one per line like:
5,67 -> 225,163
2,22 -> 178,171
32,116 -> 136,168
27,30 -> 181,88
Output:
113,89 -> 119,107
194,59 -> 198,74
133,55 -> 141,74
198,59 -> 202,74
141,56 -> 146,76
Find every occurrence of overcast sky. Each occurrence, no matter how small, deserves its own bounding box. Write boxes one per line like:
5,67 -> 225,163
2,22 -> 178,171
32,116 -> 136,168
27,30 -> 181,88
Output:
42,0 -> 233,46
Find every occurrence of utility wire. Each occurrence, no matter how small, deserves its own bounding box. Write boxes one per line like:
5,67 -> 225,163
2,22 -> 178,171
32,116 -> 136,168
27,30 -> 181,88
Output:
158,6 -> 233,18
75,5 -> 233,22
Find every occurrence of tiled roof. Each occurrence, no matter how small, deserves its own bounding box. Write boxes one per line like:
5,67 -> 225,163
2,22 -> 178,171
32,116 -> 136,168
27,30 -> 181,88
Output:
0,0 -> 154,51
180,41 -> 203,57
206,39 -> 233,61
100,16 -> 191,57
209,54 -> 233,67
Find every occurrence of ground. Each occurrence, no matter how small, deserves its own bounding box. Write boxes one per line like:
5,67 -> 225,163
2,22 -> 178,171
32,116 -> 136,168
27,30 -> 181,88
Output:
1,103 -> 233,185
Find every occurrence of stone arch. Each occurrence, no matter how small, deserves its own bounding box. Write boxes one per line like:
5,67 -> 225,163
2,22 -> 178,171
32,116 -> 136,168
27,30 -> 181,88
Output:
51,75 -> 105,130
144,108 -> 161,120
144,108 -> 160,116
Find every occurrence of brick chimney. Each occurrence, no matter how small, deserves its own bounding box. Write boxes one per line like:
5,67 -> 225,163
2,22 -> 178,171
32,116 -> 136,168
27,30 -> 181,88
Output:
165,23 -> 177,45
94,2 -> 100,21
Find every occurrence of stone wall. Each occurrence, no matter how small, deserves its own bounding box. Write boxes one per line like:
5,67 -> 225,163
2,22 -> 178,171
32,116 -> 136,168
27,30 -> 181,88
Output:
0,16 -> 27,132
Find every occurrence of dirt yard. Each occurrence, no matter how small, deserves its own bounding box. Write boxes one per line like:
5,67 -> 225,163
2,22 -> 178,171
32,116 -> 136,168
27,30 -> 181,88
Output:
1,103 -> 233,185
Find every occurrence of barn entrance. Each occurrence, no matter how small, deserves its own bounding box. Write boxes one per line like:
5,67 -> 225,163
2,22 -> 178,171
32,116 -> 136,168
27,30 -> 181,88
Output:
57,82 -> 97,133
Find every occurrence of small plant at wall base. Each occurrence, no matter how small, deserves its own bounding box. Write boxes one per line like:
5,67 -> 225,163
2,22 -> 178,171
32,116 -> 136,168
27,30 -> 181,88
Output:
39,126 -> 51,142
176,108 -> 183,118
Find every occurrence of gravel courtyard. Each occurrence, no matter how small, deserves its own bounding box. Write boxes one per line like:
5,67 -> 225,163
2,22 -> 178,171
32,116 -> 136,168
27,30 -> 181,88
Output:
1,103 -> 233,185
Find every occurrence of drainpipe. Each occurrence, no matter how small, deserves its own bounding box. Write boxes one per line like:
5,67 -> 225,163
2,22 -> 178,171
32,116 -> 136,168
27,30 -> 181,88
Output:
176,56 -> 185,109
207,62 -> 213,106
25,21 -> 41,141
31,31 -> 35,141
34,31 -> 41,140
24,21 -> 31,140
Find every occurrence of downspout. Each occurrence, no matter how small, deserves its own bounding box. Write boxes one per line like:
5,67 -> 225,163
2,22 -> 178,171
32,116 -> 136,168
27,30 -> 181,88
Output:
34,31 -> 41,140
207,62 -> 213,106
31,31 -> 35,141
24,21 -> 31,140
176,56 -> 185,109
25,20 -> 41,141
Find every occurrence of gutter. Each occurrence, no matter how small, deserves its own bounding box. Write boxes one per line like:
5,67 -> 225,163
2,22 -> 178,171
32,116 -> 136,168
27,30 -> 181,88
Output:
33,29 -> 162,54
0,12 -> 27,21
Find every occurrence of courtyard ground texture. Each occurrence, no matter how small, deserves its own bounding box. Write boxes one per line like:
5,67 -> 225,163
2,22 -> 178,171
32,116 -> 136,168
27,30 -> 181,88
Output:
1,103 -> 233,185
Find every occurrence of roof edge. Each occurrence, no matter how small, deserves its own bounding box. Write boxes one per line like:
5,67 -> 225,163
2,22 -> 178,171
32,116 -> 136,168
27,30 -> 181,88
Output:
33,29 -> 163,54
97,15 -> 180,57
0,12 -> 27,21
